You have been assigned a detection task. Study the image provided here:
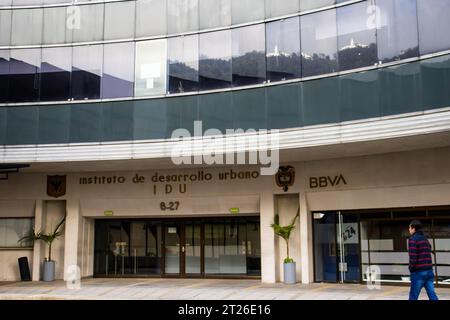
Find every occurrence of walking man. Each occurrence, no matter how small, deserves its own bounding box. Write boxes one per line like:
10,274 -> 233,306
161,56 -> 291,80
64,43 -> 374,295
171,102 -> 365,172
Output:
408,220 -> 439,300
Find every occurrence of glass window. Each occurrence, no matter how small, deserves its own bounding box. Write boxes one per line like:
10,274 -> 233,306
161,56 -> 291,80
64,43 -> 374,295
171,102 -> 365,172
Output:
417,0 -> 450,55
199,0 -> 231,29
0,218 -> 34,248
168,34 -> 199,94
301,9 -> 338,77
136,0 -> 167,38
0,50 -> 9,103
265,0 -> 299,18
0,10 -> 11,46
102,42 -> 135,99
232,24 -> 266,86
10,0 -> 42,5
134,39 -> 167,97
104,1 -> 135,40
300,0 -> 335,12
168,0 -> 199,34
0,0 -> 12,6
337,0 -> 378,71
40,47 -> 71,102
9,48 -> 41,102
266,17 -> 301,82
71,45 -> 103,100
231,0 -> 265,25
11,8 -> 43,46
43,7 -> 72,44
72,4 -> 104,43
199,30 -> 231,90
376,0 -> 419,63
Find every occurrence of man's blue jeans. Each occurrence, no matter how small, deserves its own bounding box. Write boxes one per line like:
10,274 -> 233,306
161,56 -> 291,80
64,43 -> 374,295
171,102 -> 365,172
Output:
409,269 -> 439,300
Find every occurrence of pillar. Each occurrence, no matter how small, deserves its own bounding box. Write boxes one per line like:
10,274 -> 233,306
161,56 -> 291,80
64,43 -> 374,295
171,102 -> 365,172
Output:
260,192 -> 276,283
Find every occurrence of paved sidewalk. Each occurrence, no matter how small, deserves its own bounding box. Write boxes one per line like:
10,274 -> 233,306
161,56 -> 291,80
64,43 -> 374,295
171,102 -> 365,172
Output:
0,278 -> 449,300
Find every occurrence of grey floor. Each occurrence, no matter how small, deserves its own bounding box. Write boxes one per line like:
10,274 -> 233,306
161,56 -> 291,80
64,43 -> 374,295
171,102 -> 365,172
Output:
0,278 -> 449,300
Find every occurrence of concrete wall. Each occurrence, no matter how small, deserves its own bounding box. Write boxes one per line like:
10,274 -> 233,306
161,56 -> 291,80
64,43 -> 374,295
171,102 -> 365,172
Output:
0,250 -> 33,281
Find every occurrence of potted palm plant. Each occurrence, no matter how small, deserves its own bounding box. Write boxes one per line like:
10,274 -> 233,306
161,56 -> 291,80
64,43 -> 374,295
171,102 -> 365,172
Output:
19,217 -> 65,282
271,207 -> 299,284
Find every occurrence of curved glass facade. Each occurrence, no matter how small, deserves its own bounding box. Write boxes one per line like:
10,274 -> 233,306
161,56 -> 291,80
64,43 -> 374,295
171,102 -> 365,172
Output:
0,0 -> 449,145
1,53 -> 450,145
0,0 -> 449,104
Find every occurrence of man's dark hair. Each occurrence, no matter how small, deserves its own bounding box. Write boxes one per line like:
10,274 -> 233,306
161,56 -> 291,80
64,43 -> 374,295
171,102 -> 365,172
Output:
410,220 -> 422,231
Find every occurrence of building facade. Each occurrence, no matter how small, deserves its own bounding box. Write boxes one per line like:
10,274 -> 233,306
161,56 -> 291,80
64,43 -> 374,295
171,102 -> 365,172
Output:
0,0 -> 449,286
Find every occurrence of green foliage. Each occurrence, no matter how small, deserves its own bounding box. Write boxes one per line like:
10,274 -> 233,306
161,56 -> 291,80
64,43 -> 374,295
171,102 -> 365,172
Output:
18,217 -> 66,261
271,207 -> 299,264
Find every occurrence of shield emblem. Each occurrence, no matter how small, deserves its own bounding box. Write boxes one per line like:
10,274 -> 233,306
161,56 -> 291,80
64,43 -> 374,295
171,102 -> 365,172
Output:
275,166 -> 295,192
47,175 -> 66,198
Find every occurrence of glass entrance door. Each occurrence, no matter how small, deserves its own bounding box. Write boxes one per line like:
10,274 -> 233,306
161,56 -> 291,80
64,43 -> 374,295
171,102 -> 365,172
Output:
163,223 -> 182,276
313,212 -> 361,283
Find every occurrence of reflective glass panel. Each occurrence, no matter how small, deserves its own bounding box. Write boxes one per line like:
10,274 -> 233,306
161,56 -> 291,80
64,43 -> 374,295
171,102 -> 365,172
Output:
104,1 -> 136,40
71,45 -> 103,100
134,39 -> 167,97
232,24 -> 266,86
168,0 -> 199,34
376,0 -> 419,63
102,42 -> 135,99
265,0 -> 299,18
40,47 -> 71,101
72,4 -> 104,42
136,0 -> 167,37
11,8 -> 43,46
0,50 -> 9,102
43,7 -> 72,44
199,0 -> 231,29
199,30 -> 232,90
231,0 -> 264,25
417,0 -> 450,55
9,48 -> 41,102
168,34 -> 199,94
337,1 -> 378,71
0,10 -> 11,46
266,17 -> 301,82
300,0 -> 335,12
301,9 -> 338,77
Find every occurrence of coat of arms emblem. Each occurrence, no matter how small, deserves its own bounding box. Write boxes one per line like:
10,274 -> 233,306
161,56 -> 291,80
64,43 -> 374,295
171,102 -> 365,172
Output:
47,175 -> 66,198
275,166 -> 295,192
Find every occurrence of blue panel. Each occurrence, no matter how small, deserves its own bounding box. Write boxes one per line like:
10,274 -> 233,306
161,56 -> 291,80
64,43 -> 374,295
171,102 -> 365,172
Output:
232,88 -> 267,130
69,103 -> 102,143
301,77 -> 340,126
166,95 -> 198,137
266,83 -> 301,129
6,106 -> 38,145
339,70 -> 380,122
199,91 -> 233,133
421,55 -> 450,111
380,62 -> 423,116
38,105 -> 70,144
133,99 -> 167,140
102,101 -> 134,142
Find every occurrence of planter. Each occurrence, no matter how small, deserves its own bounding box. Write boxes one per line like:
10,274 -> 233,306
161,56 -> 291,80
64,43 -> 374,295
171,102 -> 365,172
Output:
43,260 -> 55,282
283,262 -> 296,284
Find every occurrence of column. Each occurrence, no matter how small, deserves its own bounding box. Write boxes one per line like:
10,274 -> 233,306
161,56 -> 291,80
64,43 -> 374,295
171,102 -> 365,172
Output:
299,192 -> 314,283
32,200 -> 45,281
63,199 -> 81,281
260,192 -> 276,283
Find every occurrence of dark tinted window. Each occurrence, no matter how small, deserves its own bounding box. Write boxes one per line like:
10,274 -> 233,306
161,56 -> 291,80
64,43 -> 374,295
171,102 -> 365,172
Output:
266,17 -> 301,82
71,45 -> 103,100
337,1 -> 378,71
376,0 -> 419,63
9,49 -> 41,102
301,9 -> 338,77
168,34 -> 199,94
0,50 -> 9,103
199,30 -> 232,90
40,47 -> 71,101
232,24 -> 266,86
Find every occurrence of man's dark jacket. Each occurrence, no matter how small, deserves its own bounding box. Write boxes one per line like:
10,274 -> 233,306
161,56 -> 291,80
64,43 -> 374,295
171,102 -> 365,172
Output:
408,230 -> 433,273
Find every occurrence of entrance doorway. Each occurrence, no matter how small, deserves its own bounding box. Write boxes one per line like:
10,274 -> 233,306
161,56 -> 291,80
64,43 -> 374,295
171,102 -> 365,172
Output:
313,211 -> 361,283
94,217 -> 261,278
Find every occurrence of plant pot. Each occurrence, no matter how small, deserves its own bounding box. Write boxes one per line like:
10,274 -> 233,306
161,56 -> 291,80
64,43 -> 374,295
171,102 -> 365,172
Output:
283,262 -> 296,284
43,260 -> 55,282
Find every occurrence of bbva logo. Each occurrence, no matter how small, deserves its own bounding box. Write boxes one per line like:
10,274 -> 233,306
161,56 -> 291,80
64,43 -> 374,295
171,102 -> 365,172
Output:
309,174 -> 347,189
